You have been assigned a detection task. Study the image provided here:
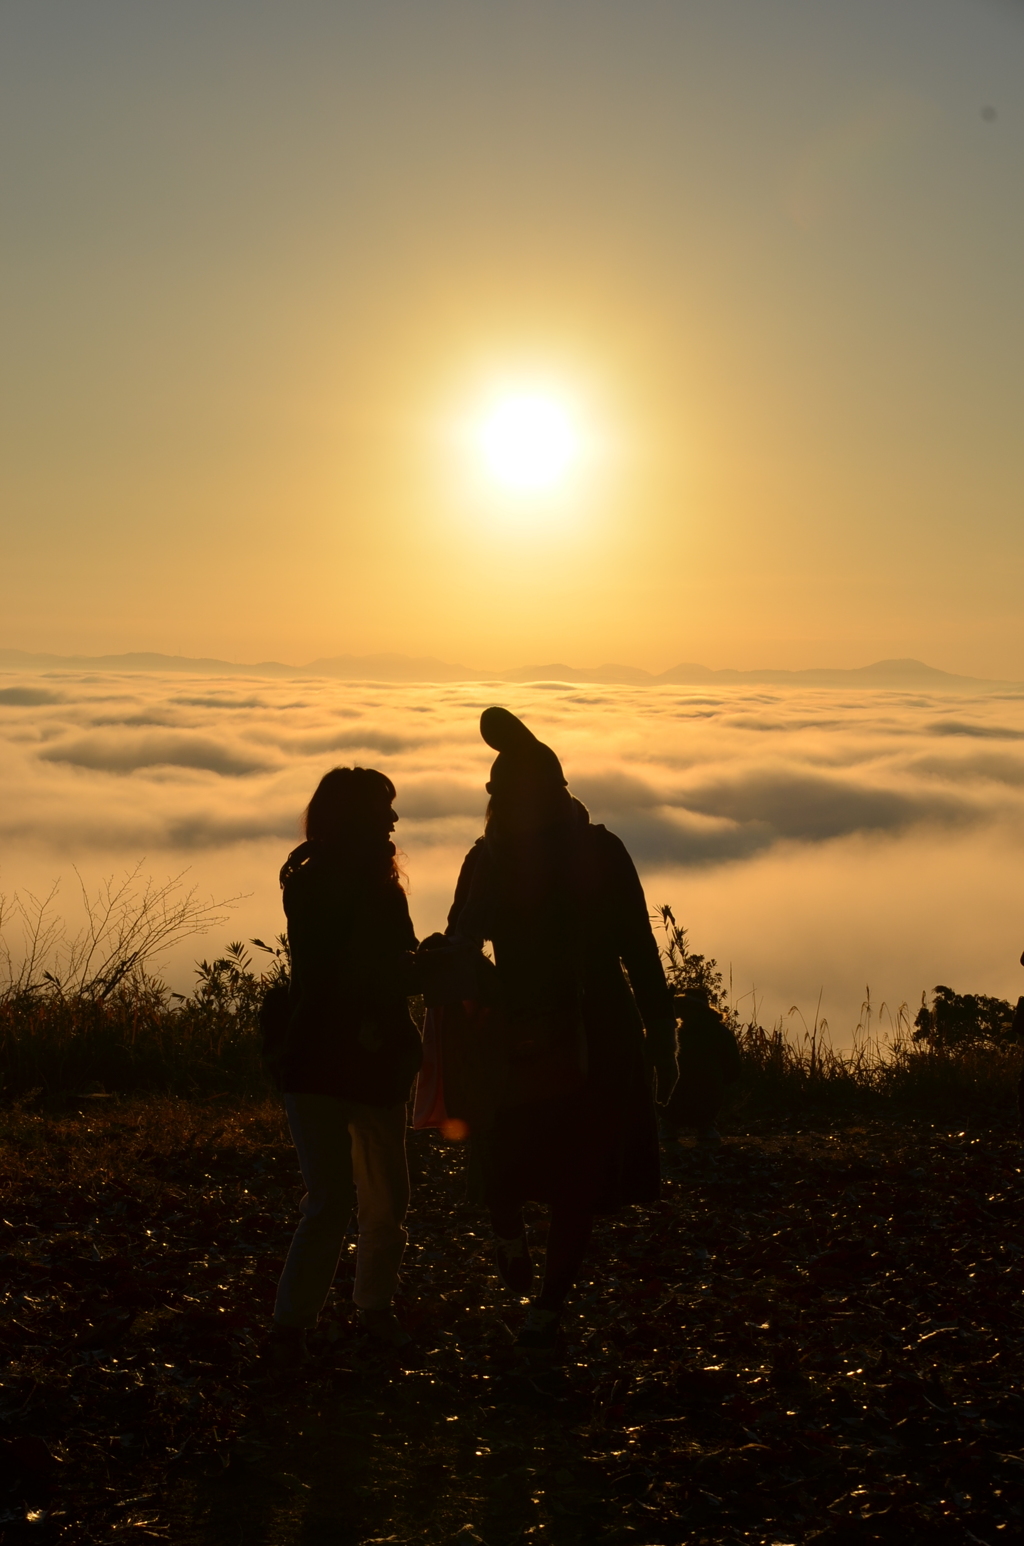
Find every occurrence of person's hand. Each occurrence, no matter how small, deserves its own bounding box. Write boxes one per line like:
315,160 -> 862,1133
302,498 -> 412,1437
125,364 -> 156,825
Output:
652,1049 -> 679,1106
645,1017 -> 679,1106
413,934 -> 490,1006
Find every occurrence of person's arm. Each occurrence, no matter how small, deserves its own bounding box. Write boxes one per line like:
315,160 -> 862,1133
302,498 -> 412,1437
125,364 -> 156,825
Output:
409,843 -> 493,1005
599,829 -> 678,1102
444,841 -> 487,944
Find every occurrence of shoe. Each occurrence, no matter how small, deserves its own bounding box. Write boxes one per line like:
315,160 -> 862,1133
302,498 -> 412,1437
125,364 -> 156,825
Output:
357,1304 -> 412,1348
494,1232 -> 533,1296
262,1324 -> 312,1374
514,1304 -> 561,1350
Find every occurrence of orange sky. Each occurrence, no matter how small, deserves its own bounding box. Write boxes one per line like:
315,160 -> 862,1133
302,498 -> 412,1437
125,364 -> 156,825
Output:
2,0 -> 1023,675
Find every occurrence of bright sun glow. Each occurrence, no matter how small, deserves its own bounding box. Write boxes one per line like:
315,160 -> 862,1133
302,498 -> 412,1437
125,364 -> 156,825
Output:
476,391 -> 581,493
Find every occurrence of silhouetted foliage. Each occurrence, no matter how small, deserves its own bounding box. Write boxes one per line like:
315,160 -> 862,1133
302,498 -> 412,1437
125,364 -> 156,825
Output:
0,937 -> 287,1099
913,983 -> 1015,1049
656,904 -> 735,1019
1,894 -> 1019,1124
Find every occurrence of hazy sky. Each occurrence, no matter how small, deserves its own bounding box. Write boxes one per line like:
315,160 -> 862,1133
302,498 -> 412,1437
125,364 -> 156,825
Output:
2,0 -> 1023,674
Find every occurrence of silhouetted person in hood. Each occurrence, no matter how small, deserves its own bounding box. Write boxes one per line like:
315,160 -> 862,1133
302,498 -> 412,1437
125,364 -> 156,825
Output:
441,707 -> 678,1348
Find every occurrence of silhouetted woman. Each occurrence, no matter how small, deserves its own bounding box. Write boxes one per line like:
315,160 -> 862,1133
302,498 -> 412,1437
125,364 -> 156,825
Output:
440,708 -> 677,1348
270,767 -> 422,1365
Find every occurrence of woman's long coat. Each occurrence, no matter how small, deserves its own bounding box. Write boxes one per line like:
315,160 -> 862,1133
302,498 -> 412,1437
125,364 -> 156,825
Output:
446,816 -> 673,1213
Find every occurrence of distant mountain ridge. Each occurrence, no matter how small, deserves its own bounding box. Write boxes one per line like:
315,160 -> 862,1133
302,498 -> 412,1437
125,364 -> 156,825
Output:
0,648 -> 1015,691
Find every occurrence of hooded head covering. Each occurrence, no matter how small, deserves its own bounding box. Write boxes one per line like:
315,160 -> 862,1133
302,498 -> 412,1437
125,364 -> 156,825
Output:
480,706 -> 567,795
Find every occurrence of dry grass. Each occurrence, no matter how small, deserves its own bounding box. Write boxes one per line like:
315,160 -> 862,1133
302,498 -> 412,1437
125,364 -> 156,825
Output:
732,1020 -> 1021,1123
0,983 -> 269,1100
1,967 -> 1019,1125
0,898 -> 1018,1124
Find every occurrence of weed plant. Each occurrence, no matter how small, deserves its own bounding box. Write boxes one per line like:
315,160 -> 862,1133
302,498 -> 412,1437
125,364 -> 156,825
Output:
656,906 -> 1021,1126
0,883 -> 1019,1121
0,869 -> 282,1099
0,941 -> 286,1100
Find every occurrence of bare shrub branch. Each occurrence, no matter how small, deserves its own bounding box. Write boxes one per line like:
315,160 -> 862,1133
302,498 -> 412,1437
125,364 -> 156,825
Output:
1,865 -> 240,999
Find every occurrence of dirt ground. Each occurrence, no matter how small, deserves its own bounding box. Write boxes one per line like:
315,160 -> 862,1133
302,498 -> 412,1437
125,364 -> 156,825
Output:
1,1098 -> 1022,1544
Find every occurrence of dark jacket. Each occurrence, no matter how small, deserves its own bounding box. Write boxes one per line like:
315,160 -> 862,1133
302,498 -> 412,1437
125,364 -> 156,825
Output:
447,818 -> 673,1211
281,851 -> 421,1106
448,823 -> 674,1050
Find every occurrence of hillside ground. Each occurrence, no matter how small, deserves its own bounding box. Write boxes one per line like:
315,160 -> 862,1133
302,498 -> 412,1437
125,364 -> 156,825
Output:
1,1096 -> 1022,1545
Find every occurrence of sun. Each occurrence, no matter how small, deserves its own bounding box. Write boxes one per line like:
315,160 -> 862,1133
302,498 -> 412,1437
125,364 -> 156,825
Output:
475,390 -> 582,493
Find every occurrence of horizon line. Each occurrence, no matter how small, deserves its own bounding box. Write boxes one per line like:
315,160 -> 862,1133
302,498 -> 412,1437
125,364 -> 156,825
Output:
0,645 -> 1019,690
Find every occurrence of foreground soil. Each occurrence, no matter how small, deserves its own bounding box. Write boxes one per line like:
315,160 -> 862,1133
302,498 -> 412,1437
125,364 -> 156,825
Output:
1,1096 -> 1022,1545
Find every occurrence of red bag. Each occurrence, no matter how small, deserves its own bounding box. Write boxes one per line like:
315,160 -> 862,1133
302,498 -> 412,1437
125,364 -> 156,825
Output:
413,996 -> 587,1135
412,1007 -> 448,1130
412,998 -> 507,1138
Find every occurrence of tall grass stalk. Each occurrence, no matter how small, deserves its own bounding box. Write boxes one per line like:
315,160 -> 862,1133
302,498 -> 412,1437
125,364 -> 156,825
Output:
0,868 -> 268,1098
656,905 -> 1020,1123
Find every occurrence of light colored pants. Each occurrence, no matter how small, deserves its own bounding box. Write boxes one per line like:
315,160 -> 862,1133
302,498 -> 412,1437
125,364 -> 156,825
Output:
274,1093 -> 410,1329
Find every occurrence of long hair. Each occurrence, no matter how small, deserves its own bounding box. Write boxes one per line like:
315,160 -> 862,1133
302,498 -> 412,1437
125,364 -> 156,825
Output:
280,766 -> 403,889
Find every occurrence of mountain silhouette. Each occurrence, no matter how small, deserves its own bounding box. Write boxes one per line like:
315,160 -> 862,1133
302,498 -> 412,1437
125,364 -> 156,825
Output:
0,648 -> 1014,691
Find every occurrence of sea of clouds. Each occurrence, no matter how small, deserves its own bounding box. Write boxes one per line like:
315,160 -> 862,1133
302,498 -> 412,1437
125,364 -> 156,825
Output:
3,668 -> 1024,1043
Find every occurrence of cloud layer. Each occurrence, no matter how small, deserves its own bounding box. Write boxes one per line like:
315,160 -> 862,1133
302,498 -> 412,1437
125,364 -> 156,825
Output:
3,667 -> 1024,1033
